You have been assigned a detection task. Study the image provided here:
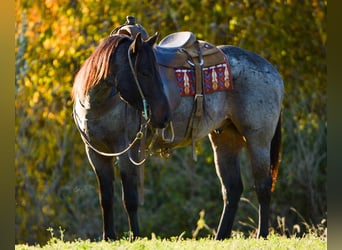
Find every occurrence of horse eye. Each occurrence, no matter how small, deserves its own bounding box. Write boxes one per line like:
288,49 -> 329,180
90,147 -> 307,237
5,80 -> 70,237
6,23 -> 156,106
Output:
140,70 -> 151,77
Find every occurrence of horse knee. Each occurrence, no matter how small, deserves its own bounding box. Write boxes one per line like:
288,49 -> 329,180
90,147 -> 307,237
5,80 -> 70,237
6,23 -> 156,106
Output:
123,194 -> 139,212
121,181 -> 139,212
98,177 -> 114,204
99,191 -> 112,212
222,180 -> 243,207
231,180 -> 244,198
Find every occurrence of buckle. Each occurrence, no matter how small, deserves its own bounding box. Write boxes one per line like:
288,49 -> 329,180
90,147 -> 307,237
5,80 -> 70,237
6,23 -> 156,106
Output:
195,94 -> 203,99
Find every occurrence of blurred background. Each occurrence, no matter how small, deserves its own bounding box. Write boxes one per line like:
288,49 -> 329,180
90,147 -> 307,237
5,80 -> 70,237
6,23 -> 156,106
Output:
15,0 -> 326,245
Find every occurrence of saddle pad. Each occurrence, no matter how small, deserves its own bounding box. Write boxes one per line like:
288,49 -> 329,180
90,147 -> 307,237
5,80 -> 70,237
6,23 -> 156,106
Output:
175,58 -> 233,96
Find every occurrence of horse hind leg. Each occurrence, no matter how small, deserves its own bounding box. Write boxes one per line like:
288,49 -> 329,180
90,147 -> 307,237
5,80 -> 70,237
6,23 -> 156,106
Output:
247,145 -> 271,239
247,115 -> 282,238
246,141 -> 272,238
85,146 -> 116,240
208,125 -> 245,240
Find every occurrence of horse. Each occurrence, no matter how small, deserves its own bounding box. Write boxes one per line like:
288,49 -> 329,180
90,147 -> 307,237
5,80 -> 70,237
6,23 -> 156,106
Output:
72,28 -> 284,241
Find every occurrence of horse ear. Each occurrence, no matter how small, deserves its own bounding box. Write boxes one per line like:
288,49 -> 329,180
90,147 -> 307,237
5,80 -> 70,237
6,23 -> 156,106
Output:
132,32 -> 142,53
146,32 -> 159,47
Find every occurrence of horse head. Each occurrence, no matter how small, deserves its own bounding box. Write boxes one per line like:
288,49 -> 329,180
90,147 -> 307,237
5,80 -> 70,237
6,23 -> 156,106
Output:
117,32 -> 171,129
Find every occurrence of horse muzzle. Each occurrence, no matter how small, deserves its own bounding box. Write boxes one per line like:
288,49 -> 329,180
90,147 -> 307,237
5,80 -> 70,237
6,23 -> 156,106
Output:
149,104 -> 171,129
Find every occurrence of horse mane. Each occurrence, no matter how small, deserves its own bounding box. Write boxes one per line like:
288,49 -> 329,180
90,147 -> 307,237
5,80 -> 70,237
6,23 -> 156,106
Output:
72,35 -> 130,100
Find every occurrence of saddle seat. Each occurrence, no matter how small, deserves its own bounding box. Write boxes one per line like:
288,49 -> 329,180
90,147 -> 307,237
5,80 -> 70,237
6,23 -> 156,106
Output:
158,31 -> 196,48
155,31 -> 227,68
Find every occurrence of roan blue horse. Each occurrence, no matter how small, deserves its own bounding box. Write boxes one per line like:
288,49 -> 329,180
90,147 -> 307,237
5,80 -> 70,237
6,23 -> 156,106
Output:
72,16 -> 284,241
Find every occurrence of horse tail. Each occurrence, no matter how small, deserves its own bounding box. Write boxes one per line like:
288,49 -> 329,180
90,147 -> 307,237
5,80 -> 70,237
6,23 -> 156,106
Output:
270,112 -> 282,192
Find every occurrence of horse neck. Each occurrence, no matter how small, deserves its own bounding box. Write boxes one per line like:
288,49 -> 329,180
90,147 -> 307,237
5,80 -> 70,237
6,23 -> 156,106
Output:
82,79 -> 114,109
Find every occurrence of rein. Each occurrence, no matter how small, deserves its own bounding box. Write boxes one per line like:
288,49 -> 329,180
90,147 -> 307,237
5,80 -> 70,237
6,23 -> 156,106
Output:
127,44 -> 149,120
73,105 -> 147,163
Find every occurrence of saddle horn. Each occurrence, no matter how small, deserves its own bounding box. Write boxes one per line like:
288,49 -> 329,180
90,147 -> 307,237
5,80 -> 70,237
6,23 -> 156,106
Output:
114,15 -> 149,40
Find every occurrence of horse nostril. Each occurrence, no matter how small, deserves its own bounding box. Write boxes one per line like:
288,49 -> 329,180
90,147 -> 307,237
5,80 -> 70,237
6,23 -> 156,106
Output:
164,110 -> 171,124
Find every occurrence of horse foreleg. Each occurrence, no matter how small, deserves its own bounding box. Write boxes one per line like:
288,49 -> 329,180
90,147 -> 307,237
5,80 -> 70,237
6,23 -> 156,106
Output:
118,153 -> 141,240
209,128 -> 245,240
85,147 -> 116,240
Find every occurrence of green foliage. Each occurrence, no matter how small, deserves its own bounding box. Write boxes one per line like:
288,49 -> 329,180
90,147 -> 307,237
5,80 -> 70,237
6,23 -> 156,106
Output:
15,0 -> 326,245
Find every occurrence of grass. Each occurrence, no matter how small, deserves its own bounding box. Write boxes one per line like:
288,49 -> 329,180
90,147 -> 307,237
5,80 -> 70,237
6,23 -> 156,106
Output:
16,232 -> 327,250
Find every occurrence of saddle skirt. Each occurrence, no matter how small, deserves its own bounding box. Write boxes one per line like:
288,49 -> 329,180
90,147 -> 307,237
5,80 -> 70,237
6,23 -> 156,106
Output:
155,31 -> 233,96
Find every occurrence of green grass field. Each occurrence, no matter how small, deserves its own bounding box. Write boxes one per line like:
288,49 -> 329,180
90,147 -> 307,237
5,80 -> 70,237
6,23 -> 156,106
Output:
16,233 -> 327,250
